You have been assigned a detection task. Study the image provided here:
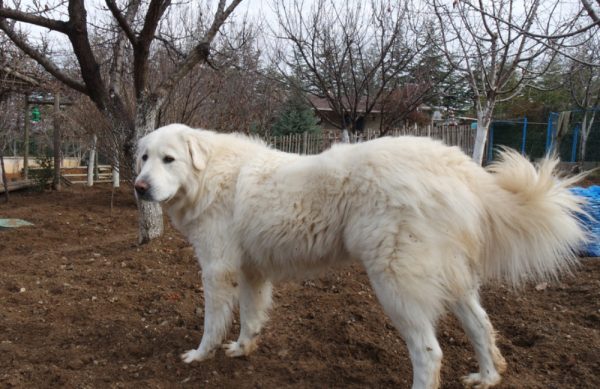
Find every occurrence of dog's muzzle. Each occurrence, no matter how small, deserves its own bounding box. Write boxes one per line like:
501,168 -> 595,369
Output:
134,179 -> 153,201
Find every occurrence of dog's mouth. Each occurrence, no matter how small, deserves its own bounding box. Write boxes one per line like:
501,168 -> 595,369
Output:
141,194 -> 176,204
163,192 -> 177,204
163,186 -> 189,205
134,184 -> 177,204
135,191 -> 156,202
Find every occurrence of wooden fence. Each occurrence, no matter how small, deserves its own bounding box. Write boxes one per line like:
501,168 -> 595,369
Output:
266,125 -> 476,156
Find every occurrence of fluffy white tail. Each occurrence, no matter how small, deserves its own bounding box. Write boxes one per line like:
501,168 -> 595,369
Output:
480,150 -> 589,287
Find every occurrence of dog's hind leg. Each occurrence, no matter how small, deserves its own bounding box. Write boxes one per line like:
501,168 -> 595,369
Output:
450,290 -> 506,389
223,273 -> 273,357
367,269 -> 444,389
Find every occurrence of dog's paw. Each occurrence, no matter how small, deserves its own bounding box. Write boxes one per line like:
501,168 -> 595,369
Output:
181,349 -> 213,364
222,339 -> 258,358
223,341 -> 245,357
461,372 -> 501,389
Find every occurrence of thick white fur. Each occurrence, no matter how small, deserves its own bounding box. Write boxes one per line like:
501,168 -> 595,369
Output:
135,124 -> 588,389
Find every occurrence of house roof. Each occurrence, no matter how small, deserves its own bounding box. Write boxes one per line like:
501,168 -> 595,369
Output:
307,95 -> 382,114
307,83 -> 430,115
308,95 -> 435,115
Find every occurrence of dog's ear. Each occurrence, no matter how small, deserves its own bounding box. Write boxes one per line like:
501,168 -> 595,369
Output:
186,134 -> 207,171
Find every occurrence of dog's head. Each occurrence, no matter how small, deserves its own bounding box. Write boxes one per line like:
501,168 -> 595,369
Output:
134,124 -> 208,202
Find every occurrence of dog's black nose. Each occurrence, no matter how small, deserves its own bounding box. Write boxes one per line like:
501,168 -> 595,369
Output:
135,180 -> 149,195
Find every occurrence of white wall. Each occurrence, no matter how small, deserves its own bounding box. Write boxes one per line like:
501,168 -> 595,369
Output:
0,157 -> 80,175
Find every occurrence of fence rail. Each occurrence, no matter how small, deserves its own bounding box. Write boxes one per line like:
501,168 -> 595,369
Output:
267,125 -> 475,156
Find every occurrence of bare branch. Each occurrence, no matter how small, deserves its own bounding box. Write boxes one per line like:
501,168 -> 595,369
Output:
133,0 -> 171,97
138,0 -> 171,47
66,0 -> 111,105
109,0 -> 141,95
0,4 -> 70,33
581,0 -> 600,24
155,34 -> 186,60
206,0 -> 245,44
105,0 -> 137,45
0,18 -> 87,93
461,0 -> 600,40
153,0 -> 244,104
0,64 -> 40,86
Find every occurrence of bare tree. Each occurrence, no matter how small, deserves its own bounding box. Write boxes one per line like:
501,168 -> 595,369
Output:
566,31 -> 600,163
455,1 -> 600,68
378,24 -> 457,133
581,0 -> 600,24
0,36 -> 42,200
378,84 -> 436,130
431,0 -> 557,164
273,0 -> 430,142
157,20 -> 284,135
0,0 -> 244,243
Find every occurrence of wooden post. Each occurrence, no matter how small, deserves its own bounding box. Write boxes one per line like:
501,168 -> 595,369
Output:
23,95 -> 29,180
112,156 -> 120,188
302,131 -> 308,154
52,92 -> 62,191
95,148 -> 99,180
87,134 -> 97,186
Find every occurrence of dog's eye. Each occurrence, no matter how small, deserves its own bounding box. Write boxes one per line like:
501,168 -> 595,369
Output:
141,154 -> 148,161
163,156 -> 175,163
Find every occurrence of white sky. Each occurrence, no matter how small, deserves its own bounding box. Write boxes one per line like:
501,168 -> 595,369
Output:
18,0 -> 277,49
9,0 -> 588,63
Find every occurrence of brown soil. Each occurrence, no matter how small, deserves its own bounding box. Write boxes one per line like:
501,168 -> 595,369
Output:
1,185 -> 599,389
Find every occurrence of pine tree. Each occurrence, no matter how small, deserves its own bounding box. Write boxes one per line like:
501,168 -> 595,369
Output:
271,93 -> 320,136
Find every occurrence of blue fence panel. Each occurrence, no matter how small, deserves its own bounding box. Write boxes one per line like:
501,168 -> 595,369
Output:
571,186 -> 600,257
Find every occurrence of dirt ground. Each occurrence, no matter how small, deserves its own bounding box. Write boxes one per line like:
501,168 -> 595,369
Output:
0,185 -> 599,389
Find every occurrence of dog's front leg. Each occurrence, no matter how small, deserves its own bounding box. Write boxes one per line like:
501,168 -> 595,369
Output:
181,266 -> 238,363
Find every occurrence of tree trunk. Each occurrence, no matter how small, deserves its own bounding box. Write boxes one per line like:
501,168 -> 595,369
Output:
137,198 -> 164,244
580,131 -> 588,164
52,92 -> 62,191
341,128 -> 350,143
103,106 -> 163,244
132,96 -> 164,244
579,112 -> 595,165
552,111 -> 571,156
0,152 -> 9,202
87,134 -> 96,187
472,106 -> 494,165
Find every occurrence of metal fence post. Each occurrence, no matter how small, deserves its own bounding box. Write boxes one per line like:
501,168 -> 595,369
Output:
571,124 -> 579,163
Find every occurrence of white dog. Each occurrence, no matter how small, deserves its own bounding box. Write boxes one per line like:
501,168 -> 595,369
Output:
135,124 -> 587,389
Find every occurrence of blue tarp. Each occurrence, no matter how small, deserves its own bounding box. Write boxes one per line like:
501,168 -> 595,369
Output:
571,185 -> 600,257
